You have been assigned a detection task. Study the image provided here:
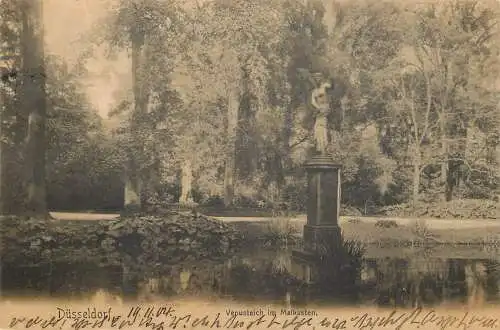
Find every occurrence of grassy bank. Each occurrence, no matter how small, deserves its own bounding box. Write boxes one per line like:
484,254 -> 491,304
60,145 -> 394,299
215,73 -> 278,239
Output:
233,217 -> 500,247
341,219 -> 500,245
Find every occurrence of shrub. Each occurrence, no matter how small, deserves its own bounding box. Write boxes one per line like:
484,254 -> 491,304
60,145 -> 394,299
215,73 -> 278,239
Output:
341,205 -> 363,216
262,217 -> 301,247
347,217 -> 362,224
1,212 -> 243,270
410,219 -> 434,241
380,199 -> 500,219
374,220 -> 398,228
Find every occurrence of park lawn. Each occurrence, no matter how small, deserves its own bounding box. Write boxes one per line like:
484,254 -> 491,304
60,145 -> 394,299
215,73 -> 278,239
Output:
340,221 -> 500,245
234,217 -> 500,246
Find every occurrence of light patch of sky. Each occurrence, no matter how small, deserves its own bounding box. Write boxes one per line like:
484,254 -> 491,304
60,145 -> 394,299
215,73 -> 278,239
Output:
43,0 -> 128,119
42,0 -> 213,119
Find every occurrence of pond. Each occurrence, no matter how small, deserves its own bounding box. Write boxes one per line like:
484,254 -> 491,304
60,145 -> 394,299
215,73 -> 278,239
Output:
2,244 -> 500,309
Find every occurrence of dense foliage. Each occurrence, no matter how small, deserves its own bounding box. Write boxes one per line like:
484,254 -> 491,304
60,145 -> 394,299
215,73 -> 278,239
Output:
380,199 -> 500,219
98,0 -> 499,214
0,0 -> 499,216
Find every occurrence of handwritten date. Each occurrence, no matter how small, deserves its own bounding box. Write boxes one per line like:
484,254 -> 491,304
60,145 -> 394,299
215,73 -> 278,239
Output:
7,306 -> 499,330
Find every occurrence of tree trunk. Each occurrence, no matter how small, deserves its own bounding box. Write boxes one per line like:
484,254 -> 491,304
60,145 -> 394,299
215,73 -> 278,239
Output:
279,99 -> 294,192
124,157 -> 142,213
282,106 -> 293,157
224,89 -> 239,207
439,112 -> 450,201
0,10 -> 6,215
124,28 -> 149,213
179,158 -> 193,205
412,147 -> 420,207
0,65 -> 4,215
454,126 -> 468,199
496,142 -> 500,202
21,0 -> 48,218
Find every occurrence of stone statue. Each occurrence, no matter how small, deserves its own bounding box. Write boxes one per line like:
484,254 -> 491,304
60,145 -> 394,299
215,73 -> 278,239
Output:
310,81 -> 332,154
297,69 -> 334,155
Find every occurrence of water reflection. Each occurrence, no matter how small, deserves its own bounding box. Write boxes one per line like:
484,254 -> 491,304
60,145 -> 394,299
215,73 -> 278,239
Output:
358,254 -> 500,308
2,246 -> 500,308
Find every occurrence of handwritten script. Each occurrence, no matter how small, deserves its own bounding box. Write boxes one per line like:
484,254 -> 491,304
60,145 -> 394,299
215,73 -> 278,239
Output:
7,306 -> 499,330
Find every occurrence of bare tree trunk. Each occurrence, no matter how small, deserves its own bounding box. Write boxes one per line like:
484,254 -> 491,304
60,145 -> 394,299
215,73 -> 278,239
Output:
454,126 -> 468,198
495,142 -> 500,202
408,83 -> 426,208
0,7 -> 6,215
412,148 -> 420,207
281,92 -> 294,170
276,99 -> 294,201
224,89 -> 239,207
179,158 -> 193,205
439,112 -> 450,201
124,28 -> 149,213
21,0 -> 48,218
124,161 -> 142,212
0,60 -> 4,215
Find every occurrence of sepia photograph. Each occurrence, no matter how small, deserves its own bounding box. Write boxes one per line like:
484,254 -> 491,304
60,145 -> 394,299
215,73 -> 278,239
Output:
1,0 -> 500,328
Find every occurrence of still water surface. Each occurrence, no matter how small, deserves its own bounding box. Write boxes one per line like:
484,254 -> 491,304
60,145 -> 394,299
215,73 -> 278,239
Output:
2,245 -> 500,308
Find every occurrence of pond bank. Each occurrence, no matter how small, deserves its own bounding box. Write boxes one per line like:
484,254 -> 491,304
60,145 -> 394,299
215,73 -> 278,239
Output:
233,217 -> 500,247
0,212 -> 242,267
27,211 -> 500,247
49,211 -> 499,229
2,211 -> 499,268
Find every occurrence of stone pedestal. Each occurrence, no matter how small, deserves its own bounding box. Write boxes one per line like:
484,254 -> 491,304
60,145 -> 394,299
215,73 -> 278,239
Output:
303,225 -> 342,251
302,154 -> 342,251
291,154 -> 343,283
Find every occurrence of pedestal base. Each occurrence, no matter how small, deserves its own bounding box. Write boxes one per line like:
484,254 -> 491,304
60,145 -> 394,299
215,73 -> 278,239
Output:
303,224 -> 342,251
291,249 -> 316,284
291,225 -> 342,284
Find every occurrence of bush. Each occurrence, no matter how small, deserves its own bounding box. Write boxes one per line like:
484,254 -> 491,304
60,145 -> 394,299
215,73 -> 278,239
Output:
379,199 -> 500,220
347,217 -> 362,224
1,212 -> 243,270
281,181 -> 308,212
375,220 -> 398,228
203,195 -> 225,208
262,218 -> 301,247
341,205 -> 363,216
410,219 -> 434,241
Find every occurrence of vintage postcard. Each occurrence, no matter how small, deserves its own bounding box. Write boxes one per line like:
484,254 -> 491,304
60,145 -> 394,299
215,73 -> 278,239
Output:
1,0 -> 500,329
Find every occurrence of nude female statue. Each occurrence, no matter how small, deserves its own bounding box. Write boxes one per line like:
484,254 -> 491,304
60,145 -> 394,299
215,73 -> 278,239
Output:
296,69 -> 334,155
310,81 -> 332,154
